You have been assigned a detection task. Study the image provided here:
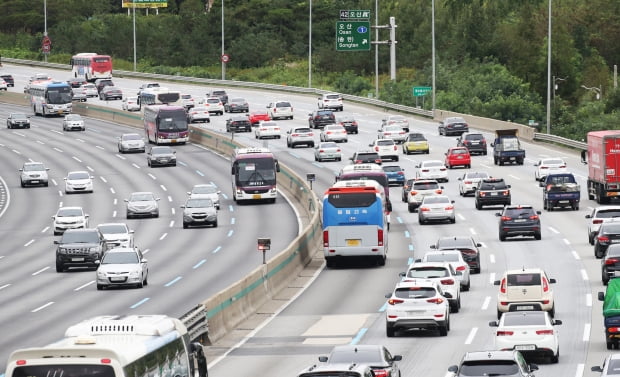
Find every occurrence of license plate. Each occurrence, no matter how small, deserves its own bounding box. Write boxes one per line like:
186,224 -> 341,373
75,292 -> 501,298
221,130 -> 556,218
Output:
346,239 -> 361,246
516,305 -> 534,310
172,139 -> 177,143
510,157 -> 516,160
110,277 -> 125,282
612,239 -> 620,243
490,192 -> 498,196
515,345 -> 536,351
30,180 -> 39,184
72,257 -> 84,262
514,219 -> 527,222
253,194 -> 261,199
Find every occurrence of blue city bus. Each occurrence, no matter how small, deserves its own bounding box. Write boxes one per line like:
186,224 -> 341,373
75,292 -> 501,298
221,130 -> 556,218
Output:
28,81 -> 73,116
322,182 -> 389,268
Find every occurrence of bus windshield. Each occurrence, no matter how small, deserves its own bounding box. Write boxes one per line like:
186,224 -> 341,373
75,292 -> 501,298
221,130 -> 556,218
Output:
235,158 -> 277,186
47,87 -> 73,104
11,364 -> 115,377
157,111 -> 188,132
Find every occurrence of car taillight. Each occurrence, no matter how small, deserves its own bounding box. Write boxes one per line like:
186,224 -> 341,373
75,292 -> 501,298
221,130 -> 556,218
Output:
599,235 -> 611,243
456,265 -> 466,271
540,166 -> 549,169
319,149 -> 325,153
609,327 -> 620,333
375,159 -> 382,164
542,277 -> 549,292
374,146 -> 379,151
440,278 -> 455,285
464,180 -> 472,184
536,329 -> 554,335
388,298 -> 404,305
529,215 -> 539,220
372,369 -> 389,377
445,205 -> 454,210
420,207 -> 431,212
378,229 -> 384,246
501,216 -> 511,221
393,145 -> 397,151
410,191 -> 418,196
593,219 -> 603,224
323,230 -> 329,247
292,133 -> 299,137
500,278 -> 506,293
606,258 -> 620,265
422,169 -> 429,172
440,168 -> 446,171
336,148 -> 341,152
501,190 -> 510,195
326,131 -> 332,134
559,165 -> 566,168
355,160 -> 362,164
435,189 -> 443,194
496,331 -> 514,336
427,297 -> 444,304
397,172 -> 404,175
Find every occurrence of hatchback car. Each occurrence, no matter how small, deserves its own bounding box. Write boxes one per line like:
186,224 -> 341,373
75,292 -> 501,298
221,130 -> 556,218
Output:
320,124 -> 348,143
438,116 -> 469,136
402,132 -> 429,154
350,150 -> 382,165
268,100 -> 294,120
385,280 -> 451,337
62,114 -> 85,131
445,147 -> 472,169
601,244 -> 620,284
431,236 -> 482,274
287,127 -> 315,148
95,78 -> 114,93
494,268 -> 556,318
52,206 -> 89,235
421,250 -> 470,291
181,197 -> 218,228
97,223 -> 134,249
224,97 -> 249,113
595,221 -> 620,258
407,179 -> 443,212
19,162 -> 49,187
187,183 -> 221,209
318,345 -> 401,377
458,171 -> 490,196
418,195 -> 456,224
586,206 -> 620,245
457,132 -> 488,155
82,83 -> 98,97
147,146 -> 176,167
125,192 -> 160,218
64,171 -> 94,194
401,262 -> 461,312
121,96 -> 140,111
416,160 -> 448,182
497,205 -> 542,241
187,106 -> 211,123
99,85 -> 123,100
489,311 -> 562,363
225,115 -> 252,133
71,87 -> 87,102
7,113 -> 31,129
370,138 -> 399,161
314,142 -> 342,162
96,247 -> 148,290
475,177 -> 511,209
533,158 -> 568,181
448,350 -> 538,377
248,110 -> 271,125
382,165 -> 405,186
255,121 -> 281,139
67,77 -> 87,88
317,92 -> 343,111
0,74 -> 14,87
117,133 -> 146,153
335,115 -> 358,134
203,96 -> 224,115
381,115 -> 409,132
378,125 -> 407,144
308,109 -> 335,128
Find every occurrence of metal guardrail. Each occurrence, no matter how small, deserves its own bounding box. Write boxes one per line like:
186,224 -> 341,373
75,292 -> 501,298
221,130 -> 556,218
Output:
533,132 -> 587,150
179,304 -> 209,343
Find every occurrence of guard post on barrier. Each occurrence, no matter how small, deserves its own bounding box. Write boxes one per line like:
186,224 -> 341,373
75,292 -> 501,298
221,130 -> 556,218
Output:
257,237 -> 271,264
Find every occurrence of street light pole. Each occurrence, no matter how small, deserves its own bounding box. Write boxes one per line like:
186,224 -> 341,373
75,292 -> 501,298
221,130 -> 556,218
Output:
375,0 -> 379,99
132,4 -> 137,71
221,0 -> 225,80
545,0 -> 552,134
308,0 -> 312,88
431,0 -> 436,117
44,0 -> 48,62
582,85 -> 602,100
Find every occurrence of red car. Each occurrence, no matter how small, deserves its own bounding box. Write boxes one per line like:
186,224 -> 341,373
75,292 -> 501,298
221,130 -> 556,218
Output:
445,147 -> 471,169
248,110 -> 271,125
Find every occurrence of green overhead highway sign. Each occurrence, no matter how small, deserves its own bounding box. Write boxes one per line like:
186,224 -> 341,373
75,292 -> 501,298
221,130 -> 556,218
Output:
336,21 -> 371,52
413,86 -> 432,96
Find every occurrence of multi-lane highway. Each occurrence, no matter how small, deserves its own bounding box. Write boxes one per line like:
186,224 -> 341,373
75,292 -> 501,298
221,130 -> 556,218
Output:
0,64 -> 609,377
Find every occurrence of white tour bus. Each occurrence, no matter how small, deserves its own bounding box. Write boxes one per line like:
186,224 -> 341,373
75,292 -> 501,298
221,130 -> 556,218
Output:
4,315 -> 208,377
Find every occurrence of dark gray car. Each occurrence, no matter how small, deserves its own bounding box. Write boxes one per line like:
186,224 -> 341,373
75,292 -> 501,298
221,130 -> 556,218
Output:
54,228 -> 108,272
147,146 -> 177,167
181,198 -> 218,228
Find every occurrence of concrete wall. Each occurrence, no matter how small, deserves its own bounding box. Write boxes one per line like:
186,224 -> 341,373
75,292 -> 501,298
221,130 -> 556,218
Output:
0,91 -> 322,344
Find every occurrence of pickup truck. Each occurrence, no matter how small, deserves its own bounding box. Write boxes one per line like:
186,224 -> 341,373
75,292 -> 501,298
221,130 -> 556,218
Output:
491,129 -> 526,165
598,279 -> 620,349
541,173 -> 580,211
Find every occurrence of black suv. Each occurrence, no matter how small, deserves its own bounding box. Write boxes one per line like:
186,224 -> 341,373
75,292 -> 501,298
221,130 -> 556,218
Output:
335,115 -> 359,134
431,236 -> 482,273
95,78 -> 114,93
350,151 -> 382,165
475,177 -> 511,209
457,132 -> 487,155
308,110 -> 336,129
1,74 -> 15,87
601,244 -> 620,284
595,222 -> 620,258
55,228 -> 108,272
496,205 -> 542,241
225,115 -> 251,133
208,89 -> 228,104
7,113 -> 30,129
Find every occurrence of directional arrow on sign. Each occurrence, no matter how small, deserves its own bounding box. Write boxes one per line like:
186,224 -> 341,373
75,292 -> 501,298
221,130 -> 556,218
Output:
362,39 -> 368,44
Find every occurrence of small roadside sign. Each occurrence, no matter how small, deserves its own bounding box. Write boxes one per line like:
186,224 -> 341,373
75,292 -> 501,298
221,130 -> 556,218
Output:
413,86 -> 432,97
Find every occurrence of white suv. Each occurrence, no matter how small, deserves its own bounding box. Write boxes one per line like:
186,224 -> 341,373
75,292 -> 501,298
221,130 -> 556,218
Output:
369,138 -> 399,161
317,93 -> 343,111
202,96 -> 224,115
585,206 -> 620,245
267,100 -> 293,120
407,179 -> 443,212
52,206 -> 89,235
19,161 -> 49,187
494,268 -> 556,319
286,127 -> 315,148
385,279 -> 450,337
401,261 -> 461,312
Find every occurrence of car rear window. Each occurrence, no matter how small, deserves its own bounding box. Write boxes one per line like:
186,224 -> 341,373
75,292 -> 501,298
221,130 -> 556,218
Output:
507,273 -> 541,286
479,182 -> 507,190
601,224 -> 620,234
407,267 -> 448,279
408,134 -> 426,141
327,192 -> 377,208
394,287 -> 436,299
425,253 -> 459,262
502,312 -> 546,326
459,361 -> 518,376
325,94 -> 341,100
277,102 -> 292,108
357,153 -> 380,160
606,359 -> 620,375
465,134 -> 484,140
328,349 -> 381,364
504,208 -> 535,217
597,210 -> 620,219
424,161 -> 444,167
451,149 -> 468,154
377,140 -> 395,146
413,182 -> 439,190
61,231 -> 99,244
437,238 -> 473,249
382,166 -> 402,173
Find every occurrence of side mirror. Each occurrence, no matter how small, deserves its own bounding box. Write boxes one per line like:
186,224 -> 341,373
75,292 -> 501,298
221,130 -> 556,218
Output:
476,243 -> 482,247
549,278 -> 556,284
318,356 -> 328,362
489,320 -> 499,327
536,210 -> 542,215
528,364 -> 539,372
54,240 -> 60,244
124,199 -> 129,202
506,184 -> 511,188
539,181 -> 544,187
156,198 -> 161,201
599,292 -> 605,301
585,214 -> 592,219
414,258 -> 422,263
392,355 -> 403,361
458,177 -> 463,181
385,293 -> 392,298
490,142 -> 495,147
430,245 -> 437,249
398,272 -> 405,277
495,213 -> 502,217
180,205 -> 186,209
592,366 -> 604,372
494,280 -> 501,285
443,292 -> 453,299
553,319 -> 563,325
448,366 -> 458,373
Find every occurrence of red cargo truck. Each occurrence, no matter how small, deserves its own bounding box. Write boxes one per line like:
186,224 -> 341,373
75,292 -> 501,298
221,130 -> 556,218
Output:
581,130 -> 620,204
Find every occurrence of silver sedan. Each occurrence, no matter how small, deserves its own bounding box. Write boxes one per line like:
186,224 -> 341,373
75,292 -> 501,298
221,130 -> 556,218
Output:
417,195 -> 455,224
118,133 -> 146,153
314,142 -> 342,162
125,192 -> 160,218
95,247 -> 148,290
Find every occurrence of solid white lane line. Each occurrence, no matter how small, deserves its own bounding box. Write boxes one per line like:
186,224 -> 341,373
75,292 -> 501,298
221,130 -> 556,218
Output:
159,233 -> 167,240
31,302 -> 54,312
74,281 -> 94,291
481,296 -> 491,310
464,327 -> 478,345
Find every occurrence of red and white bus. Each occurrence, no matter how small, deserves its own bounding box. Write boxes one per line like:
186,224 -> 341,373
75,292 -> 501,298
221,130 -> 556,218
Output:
143,105 -> 189,145
231,148 -> 280,203
70,53 -> 112,82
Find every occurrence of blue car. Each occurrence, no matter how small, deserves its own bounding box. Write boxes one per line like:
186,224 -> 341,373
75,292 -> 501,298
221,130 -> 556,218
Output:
382,165 -> 406,186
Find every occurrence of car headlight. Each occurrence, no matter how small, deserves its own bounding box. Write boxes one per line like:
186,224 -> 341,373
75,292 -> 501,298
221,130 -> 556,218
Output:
97,271 -> 106,278
129,270 -> 140,278
89,247 -> 100,252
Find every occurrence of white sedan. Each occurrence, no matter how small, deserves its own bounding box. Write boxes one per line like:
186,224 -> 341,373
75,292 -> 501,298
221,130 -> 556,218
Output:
255,121 -> 281,139
421,249 -> 470,291
533,158 -> 567,181
187,183 -> 221,209
314,142 -> 342,162
458,171 -> 490,196
62,114 -> 85,131
320,124 -> 348,142
378,124 -> 407,143
118,133 -> 146,153
64,171 -> 94,194
490,311 -> 562,363
97,223 -> 134,248
121,96 -> 141,111
416,160 -> 448,182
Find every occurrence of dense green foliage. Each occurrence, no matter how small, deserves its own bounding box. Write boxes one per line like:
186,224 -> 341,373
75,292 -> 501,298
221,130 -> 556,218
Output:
1,0 -> 620,140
